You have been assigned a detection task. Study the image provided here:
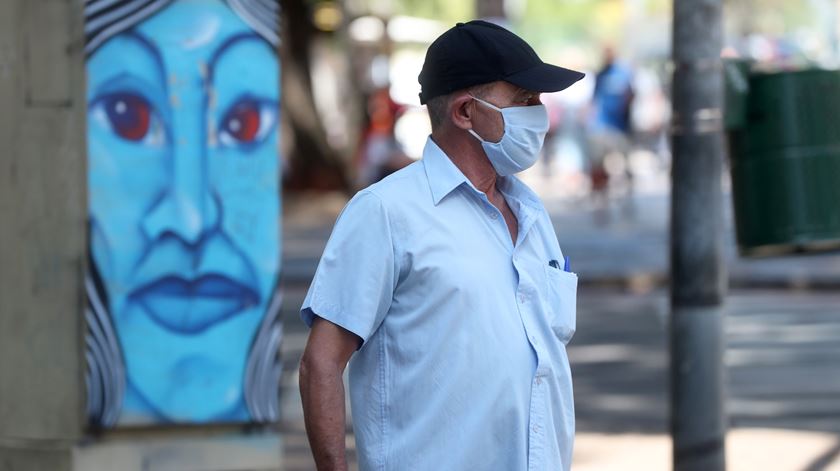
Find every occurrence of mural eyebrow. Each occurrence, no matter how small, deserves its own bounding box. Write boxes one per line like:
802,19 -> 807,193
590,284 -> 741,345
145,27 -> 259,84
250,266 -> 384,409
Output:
208,33 -> 265,83
121,30 -> 167,79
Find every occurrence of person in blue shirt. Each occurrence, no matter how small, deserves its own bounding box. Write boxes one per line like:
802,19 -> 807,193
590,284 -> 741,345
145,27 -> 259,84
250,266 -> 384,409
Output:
299,21 -> 584,471
592,47 -> 635,134
588,46 -> 636,202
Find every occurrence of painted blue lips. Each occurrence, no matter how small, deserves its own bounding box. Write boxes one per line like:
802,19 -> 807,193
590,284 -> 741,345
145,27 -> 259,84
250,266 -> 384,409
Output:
130,274 -> 259,334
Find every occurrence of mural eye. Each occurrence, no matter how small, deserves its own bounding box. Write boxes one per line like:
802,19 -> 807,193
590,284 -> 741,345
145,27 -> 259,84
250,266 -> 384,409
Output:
218,98 -> 276,148
221,100 -> 260,143
103,93 -> 152,141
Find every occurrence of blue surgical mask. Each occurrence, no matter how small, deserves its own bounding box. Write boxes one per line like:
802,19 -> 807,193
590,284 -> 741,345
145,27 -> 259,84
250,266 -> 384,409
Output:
468,95 -> 549,176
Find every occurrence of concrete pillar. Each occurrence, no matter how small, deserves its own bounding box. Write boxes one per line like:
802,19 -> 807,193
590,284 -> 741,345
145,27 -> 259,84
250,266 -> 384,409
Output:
0,0 -> 87,469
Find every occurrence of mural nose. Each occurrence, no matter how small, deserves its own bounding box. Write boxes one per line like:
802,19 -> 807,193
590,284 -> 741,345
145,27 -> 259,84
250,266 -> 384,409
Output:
141,188 -> 220,245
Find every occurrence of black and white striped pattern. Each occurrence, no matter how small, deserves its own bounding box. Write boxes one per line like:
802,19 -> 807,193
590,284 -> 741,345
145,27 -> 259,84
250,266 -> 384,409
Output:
244,288 -> 283,422
84,274 -> 125,428
227,0 -> 281,47
84,0 -> 281,56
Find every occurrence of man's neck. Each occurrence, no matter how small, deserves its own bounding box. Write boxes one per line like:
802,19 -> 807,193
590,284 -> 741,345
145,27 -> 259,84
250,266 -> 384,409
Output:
431,129 -> 499,197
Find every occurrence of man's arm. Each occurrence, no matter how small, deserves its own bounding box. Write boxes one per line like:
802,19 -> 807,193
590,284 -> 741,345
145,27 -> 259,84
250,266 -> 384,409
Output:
299,316 -> 362,471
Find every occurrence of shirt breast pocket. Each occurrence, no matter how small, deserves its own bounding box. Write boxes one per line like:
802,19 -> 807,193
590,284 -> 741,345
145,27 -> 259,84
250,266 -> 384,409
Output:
544,265 -> 578,344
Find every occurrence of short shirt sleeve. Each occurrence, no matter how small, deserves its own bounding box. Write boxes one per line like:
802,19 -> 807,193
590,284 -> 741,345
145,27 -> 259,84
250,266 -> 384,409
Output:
300,190 -> 397,346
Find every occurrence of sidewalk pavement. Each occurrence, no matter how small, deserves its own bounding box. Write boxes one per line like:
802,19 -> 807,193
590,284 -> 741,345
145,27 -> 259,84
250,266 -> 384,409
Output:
278,285 -> 840,470
574,429 -> 840,470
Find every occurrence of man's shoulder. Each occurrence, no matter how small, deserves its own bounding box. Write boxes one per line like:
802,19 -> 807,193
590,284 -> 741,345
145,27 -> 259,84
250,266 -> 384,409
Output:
362,160 -> 429,207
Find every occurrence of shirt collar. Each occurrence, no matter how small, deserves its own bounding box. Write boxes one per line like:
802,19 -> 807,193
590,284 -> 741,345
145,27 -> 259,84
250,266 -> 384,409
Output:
422,135 -> 544,213
422,137 -> 469,206
497,174 -> 543,213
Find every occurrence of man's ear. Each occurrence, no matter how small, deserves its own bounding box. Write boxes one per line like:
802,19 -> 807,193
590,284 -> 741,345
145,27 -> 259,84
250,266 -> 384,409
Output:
449,93 -> 474,131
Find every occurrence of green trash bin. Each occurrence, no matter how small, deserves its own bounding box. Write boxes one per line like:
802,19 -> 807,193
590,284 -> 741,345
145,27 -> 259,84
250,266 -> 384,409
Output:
727,68 -> 840,256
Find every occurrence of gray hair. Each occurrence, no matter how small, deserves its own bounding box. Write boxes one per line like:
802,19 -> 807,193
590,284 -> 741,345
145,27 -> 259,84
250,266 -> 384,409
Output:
425,82 -> 495,131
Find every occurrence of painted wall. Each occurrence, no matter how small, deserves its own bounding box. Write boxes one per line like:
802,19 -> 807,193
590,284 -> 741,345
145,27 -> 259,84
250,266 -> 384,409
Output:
83,0 -> 282,426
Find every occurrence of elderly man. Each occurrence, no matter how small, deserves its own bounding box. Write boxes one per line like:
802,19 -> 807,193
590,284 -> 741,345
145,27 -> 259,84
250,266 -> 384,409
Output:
299,20 -> 584,471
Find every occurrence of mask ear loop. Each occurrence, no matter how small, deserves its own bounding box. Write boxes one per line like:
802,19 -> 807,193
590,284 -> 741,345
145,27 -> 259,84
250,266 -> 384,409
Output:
467,129 -> 485,143
470,94 -> 503,112
468,94 -> 503,143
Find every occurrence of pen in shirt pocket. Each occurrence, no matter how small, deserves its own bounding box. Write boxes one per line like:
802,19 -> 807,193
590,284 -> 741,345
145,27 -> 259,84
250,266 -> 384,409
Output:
548,256 -> 572,273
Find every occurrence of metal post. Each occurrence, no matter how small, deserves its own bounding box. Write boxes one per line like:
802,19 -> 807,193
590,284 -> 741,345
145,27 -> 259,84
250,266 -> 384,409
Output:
670,0 -> 728,470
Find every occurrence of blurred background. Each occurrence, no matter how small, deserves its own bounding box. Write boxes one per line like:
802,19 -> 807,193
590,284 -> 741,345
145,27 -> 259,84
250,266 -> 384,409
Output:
2,0 -> 840,470
281,0 -> 840,468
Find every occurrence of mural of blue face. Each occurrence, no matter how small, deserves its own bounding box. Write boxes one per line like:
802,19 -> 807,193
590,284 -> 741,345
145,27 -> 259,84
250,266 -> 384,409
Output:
87,0 -> 280,423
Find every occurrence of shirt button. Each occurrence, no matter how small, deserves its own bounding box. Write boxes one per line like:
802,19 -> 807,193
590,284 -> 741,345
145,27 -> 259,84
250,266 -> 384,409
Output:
535,377 -> 542,385
532,425 -> 540,433
519,294 -> 526,303
489,212 -> 498,219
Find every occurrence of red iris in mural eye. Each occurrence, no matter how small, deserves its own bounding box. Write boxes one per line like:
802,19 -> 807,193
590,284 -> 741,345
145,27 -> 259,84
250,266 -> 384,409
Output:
222,100 -> 261,143
104,93 -> 151,141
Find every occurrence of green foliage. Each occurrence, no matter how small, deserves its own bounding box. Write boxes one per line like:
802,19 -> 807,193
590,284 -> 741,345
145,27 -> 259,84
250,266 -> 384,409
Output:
513,0 -> 630,62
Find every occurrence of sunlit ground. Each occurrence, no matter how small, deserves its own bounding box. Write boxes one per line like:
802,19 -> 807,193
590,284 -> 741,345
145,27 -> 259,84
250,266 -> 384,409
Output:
574,429 -> 840,470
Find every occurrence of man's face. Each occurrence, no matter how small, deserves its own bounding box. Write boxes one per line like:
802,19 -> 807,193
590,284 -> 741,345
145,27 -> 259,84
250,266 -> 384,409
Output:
470,81 -> 542,143
87,0 -> 280,423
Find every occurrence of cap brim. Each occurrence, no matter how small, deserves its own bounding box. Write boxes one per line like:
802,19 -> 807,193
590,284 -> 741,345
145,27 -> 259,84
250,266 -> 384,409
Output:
505,63 -> 585,93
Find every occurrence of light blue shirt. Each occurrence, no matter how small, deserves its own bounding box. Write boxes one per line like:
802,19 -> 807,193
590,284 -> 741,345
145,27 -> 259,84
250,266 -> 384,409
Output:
301,137 -> 578,471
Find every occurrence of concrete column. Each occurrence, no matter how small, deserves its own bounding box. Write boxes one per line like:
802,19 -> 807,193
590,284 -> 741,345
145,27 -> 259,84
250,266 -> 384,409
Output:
0,0 -> 87,469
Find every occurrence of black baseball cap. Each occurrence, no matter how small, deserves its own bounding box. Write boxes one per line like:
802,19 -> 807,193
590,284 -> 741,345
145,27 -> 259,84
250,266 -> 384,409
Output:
418,20 -> 585,105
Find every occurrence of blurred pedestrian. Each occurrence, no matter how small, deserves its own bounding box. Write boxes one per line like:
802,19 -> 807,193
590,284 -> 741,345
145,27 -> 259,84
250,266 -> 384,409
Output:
587,46 -> 635,204
298,20 -> 584,471
354,87 -> 413,187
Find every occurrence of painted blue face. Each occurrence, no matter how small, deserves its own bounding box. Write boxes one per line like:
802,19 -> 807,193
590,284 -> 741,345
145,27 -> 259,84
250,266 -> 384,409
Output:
87,0 -> 280,423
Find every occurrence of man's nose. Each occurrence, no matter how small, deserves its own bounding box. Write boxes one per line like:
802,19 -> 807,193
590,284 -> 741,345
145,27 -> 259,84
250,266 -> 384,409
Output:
141,89 -> 218,245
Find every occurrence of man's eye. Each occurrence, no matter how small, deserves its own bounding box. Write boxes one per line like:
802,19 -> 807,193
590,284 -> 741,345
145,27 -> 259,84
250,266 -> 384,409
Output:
103,93 -> 151,141
219,98 -> 276,147
513,95 -> 531,105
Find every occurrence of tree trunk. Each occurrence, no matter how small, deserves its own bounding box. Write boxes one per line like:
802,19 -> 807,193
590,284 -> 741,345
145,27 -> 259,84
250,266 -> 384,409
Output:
280,0 -> 351,192
476,0 -> 506,19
